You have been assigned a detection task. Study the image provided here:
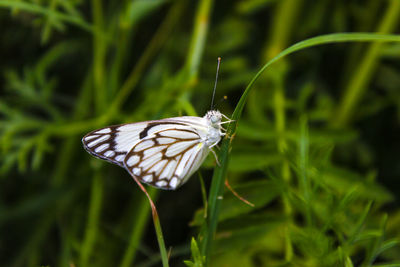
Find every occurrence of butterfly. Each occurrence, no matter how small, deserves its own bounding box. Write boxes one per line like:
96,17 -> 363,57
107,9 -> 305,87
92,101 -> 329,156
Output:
82,110 -> 233,190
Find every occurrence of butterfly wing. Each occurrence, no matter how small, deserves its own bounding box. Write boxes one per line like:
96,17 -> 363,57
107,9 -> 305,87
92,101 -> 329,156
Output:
82,121 -> 150,167
82,116 -> 211,190
123,119 -> 211,190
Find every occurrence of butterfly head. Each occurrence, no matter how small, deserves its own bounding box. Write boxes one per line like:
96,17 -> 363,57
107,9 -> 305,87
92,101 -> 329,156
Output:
205,110 -> 222,128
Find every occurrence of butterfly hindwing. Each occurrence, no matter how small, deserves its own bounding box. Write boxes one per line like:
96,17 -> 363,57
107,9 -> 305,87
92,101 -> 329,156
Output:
123,122 -> 209,190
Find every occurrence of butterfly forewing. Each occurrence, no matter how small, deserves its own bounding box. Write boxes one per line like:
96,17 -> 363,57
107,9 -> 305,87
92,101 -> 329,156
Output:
82,116 -> 216,190
82,122 -> 149,166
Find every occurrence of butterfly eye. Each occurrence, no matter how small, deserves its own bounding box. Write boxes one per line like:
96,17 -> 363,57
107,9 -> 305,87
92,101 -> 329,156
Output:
210,115 -> 219,124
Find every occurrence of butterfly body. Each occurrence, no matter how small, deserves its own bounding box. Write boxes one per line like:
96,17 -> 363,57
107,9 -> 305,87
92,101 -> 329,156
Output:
82,110 -> 228,190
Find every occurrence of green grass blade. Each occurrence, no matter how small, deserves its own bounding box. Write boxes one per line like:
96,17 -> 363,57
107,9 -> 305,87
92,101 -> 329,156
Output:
153,212 -> 169,267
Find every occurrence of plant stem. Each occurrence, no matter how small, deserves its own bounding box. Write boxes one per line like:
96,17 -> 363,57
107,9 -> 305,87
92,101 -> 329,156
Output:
80,171 -> 103,267
299,115 -> 312,226
332,0 -> 400,127
185,0 -> 214,80
91,0 -> 107,113
119,191 -> 153,267
41,0 -> 57,44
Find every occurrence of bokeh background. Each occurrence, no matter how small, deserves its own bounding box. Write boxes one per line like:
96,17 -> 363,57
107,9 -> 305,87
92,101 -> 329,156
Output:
1,0 -> 400,266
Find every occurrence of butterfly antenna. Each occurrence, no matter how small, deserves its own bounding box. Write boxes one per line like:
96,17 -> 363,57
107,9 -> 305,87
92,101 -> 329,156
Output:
210,57 -> 221,110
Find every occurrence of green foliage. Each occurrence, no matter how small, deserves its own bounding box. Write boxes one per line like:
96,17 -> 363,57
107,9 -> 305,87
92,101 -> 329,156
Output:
184,238 -> 205,267
1,0 -> 400,267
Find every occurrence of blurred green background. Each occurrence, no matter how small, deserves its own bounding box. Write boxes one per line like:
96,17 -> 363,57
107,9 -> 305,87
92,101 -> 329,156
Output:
1,0 -> 400,266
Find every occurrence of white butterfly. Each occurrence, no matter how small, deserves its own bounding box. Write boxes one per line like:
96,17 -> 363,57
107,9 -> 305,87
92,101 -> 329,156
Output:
82,110 -> 232,190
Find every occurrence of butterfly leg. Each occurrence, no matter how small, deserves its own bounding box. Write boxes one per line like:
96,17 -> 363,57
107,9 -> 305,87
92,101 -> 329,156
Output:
220,128 -> 236,140
219,120 -> 235,125
219,119 -> 235,133
209,138 -> 221,148
219,120 -> 235,131
210,148 -> 220,166
221,113 -> 234,122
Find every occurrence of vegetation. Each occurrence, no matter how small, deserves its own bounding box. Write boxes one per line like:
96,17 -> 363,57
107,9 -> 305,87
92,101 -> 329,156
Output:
1,0 -> 400,266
